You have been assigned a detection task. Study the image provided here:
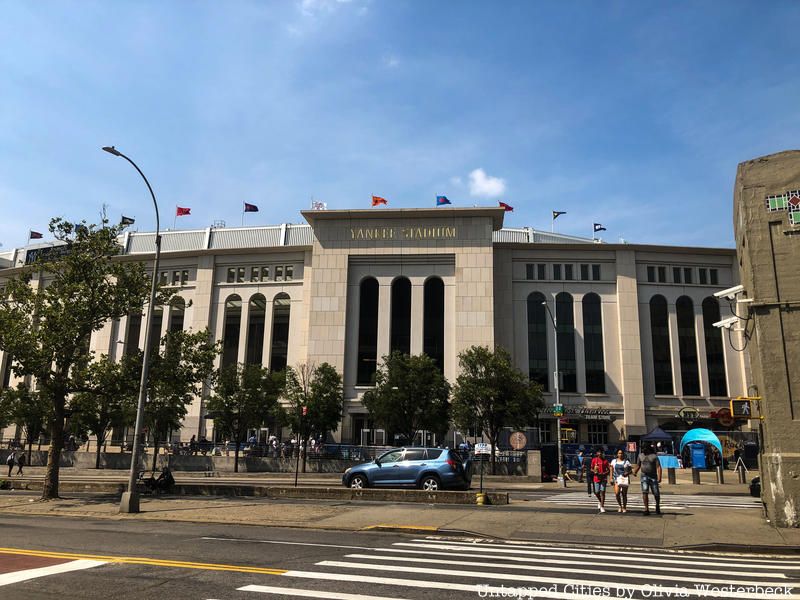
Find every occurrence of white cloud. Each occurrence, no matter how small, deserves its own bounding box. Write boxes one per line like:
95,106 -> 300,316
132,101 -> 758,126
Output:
468,168 -> 506,198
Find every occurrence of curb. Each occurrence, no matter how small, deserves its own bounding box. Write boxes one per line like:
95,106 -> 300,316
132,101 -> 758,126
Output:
673,543 -> 800,555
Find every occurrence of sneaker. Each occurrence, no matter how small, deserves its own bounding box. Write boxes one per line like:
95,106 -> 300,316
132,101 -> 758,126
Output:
599,506 -> 606,513
617,507 -> 623,513
655,507 -> 662,515
622,508 -> 627,513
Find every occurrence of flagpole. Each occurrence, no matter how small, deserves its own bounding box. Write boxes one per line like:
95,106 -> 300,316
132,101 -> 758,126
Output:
242,208 -> 245,227
173,206 -> 177,230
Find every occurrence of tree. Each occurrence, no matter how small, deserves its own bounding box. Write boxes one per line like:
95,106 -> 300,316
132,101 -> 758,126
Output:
71,354 -> 139,469
283,362 -> 344,471
0,384 -> 51,464
206,363 -> 284,473
452,345 -> 543,474
144,329 -> 219,470
0,218 -> 152,499
362,352 -> 450,446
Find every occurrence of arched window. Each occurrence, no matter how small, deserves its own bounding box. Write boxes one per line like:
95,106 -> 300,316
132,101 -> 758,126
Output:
246,294 -> 267,365
269,293 -> 291,372
168,297 -> 185,333
677,296 -> 700,396
222,295 -> 242,368
650,295 -> 673,395
582,293 -> 605,393
390,277 -> 411,356
702,297 -> 728,397
148,304 -> 164,356
423,277 -> 445,372
356,278 -> 379,385
124,311 -> 142,356
526,292 -> 548,391
556,292 -> 576,392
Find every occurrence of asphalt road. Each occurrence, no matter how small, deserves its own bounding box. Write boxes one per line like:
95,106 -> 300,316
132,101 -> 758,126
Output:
1,515 -> 799,600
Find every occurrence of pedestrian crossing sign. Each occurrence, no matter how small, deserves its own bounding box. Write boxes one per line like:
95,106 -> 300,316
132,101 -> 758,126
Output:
730,398 -> 752,419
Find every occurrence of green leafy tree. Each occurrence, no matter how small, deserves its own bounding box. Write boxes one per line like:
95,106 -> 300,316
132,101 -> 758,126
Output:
0,218 -> 152,498
144,329 -> 219,470
362,352 -> 450,446
206,363 -> 285,473
284,363 -> 344,471
0,384 -> 52,464
452,345 -> 543,474
71,354 -> 139,469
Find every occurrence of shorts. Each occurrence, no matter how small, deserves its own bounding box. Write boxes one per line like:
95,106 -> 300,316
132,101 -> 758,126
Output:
593,481 -> 607,493
641,474 -> 660,494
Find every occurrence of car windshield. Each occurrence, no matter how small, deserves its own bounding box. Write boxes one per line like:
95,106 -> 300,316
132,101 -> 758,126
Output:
377,449 -> 404,464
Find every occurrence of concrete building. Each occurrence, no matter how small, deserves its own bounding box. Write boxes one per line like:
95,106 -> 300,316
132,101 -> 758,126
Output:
735,150 -> 800,527
0,207 -> 752,450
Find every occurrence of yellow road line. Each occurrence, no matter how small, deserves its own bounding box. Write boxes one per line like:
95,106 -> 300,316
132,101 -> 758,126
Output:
361,525 -> 438,532
0,547 -> 286,575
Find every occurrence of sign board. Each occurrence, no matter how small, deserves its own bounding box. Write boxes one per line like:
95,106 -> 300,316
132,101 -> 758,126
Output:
553,404 -> 564,417
626,442 -> 637,453
716,407 -> 734,427
691,445 -> 707,469
731,398 -> 753,419
474,443 -> 492,455
509,431 -> 527,450
677,407 -> 700,425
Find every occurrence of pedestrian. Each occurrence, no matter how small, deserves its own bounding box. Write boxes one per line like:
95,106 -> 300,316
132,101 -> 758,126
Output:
16,452 -> 25,476
633,442 -> 663,515
582,451 -> 593,496
189,435 -> 197,456
576,450 -> 585,482
6,451 -> 15,477
611,449 -> 632,513
590,448 -> 610,513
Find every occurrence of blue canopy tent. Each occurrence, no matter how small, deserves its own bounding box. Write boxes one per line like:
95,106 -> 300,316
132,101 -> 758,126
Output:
641,427 -> 673,442
679,428 -> 723,456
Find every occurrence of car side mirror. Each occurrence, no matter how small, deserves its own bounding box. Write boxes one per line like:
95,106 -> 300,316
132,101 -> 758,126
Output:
375,460 -> 381,467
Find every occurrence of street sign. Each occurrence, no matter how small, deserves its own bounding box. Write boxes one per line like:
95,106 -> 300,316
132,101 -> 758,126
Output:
474,442 -> 492,455
677,407 -> 700,425
509,431 -> 527,450
731,398 -> 752,419
553,404 -> 564,417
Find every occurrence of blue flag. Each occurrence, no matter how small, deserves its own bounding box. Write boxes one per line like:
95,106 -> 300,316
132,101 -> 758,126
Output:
436,195 -> 451,206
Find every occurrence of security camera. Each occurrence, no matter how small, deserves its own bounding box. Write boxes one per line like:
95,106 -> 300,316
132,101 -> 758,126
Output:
713,316 -> 739,329
713,284 -> 744,300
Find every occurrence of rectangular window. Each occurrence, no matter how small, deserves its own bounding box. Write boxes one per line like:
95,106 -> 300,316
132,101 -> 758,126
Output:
236,267 -> 246,283
673,267 -> 682,284
565,264 -> 574,280
683,267 -> 693,284
275,265 -> 283,281
710,269 -> 719,285
285,265 -> 294,281
159,271 -> 168,285
261,266 -> 270,281
537,264 -> 546,280
592,264 -> 601,281
553,264 -> 562,280
171,271 -> 180,285
250,267 -> 260,282
226,268 -> 236,284
580,264 -> 589,281
647,266 -> 656,282
526,264 -> 534,280
587,422 -> 609,445
181,270 -> 189,284
536,422 -> 553,444
657,266 -> 667,283
699,268 -> 708,285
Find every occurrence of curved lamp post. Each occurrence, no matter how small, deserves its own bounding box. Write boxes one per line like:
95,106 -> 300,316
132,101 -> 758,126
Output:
542,300 -> 566,488
102,146 -> 161,513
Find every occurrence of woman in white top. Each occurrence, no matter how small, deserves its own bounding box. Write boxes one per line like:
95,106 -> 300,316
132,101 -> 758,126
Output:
611,449 -> 632,513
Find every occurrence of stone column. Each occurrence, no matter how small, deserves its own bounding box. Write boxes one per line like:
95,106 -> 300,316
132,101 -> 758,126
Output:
410,279 -> 424,356
668,305 -> 683,396
376,279 -> 391,366
615,250 -> 646,436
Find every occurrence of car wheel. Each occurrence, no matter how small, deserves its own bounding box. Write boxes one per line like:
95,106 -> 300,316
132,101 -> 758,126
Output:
349,474 -> 368,489
420,475 -> 441,491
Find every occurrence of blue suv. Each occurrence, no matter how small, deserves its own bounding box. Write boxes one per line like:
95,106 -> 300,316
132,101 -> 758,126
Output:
342,447 -> 472,491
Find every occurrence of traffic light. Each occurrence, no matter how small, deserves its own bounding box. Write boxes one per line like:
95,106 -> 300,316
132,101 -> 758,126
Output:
730,398 -> 753,419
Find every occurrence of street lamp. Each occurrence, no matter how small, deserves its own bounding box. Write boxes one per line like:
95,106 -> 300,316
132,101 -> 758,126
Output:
542,300 -> 566,488
102,145 -> 161,513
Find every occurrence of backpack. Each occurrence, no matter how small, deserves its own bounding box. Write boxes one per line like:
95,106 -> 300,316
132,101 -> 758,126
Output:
6,454 -> 14,466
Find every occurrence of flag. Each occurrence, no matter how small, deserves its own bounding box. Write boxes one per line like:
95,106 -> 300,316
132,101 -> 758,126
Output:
593,223 -> 607,233
371,195 -> 388,206
499,201 -> 513,212
176,206 -> 191,217
29,230 -> 43,240
552,211 -> 566,220
244,202 -> 259,213
120,216 -> 135,226
436,195 -> 451,206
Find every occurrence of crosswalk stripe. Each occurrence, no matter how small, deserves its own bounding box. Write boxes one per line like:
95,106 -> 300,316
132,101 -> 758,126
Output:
344,552 -> 791,585
238,584 -> 411,600
316,560 -> 800,599
402,540 -> 800,569
0,559 -> 107,586
367,549 -> 791,579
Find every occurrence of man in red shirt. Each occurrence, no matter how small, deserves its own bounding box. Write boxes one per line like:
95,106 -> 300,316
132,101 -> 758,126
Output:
590,448 -> 611,513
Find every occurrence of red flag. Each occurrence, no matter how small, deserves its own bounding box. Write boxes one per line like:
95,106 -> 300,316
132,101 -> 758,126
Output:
371,195 -> 388,206
176,206 -> 191,216
499,201 -> 513,212
29,230 -> 43,239
244,202 -> 259,213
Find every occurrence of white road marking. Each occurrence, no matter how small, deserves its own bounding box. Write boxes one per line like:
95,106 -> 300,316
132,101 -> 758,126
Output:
316,560 -> 800,599
201,537 -> 372,551
238,584 -> 410,600
0,559 -> 107,586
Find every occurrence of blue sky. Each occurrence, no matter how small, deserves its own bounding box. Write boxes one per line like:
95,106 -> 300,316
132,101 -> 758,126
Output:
2,1 -> 799,250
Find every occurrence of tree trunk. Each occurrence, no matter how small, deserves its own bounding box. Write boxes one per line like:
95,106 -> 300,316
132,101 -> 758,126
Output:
234,437 -> 240,473
301,437 -> 307,473
42,399 -> 65,500
95,430 -> 105,469
26,436 -> 33,467
490,428 -> 498,476
151,437 -> 160,472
